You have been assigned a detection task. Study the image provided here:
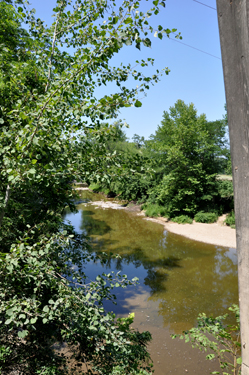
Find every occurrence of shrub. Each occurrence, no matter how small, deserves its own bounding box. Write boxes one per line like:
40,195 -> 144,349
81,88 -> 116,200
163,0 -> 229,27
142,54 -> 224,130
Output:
0,233 -> 153,375
216,180 -> 234,213
111,174 -> 152,201
217,179 -> 233,198
172,305 -> 241,375
171,215 -> 193,224
143,203 -> 168,218
194,211 -> 218,223
225,210 -> 236,228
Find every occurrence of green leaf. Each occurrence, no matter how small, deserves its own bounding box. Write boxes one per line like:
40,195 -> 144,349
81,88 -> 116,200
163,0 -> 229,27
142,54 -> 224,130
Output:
18,330 -> 29,338
32,159 -> 37,164
134,100 -> 142,108
143,38 -> 151,47
206,354 -> 215,360
6,308 -> 14,317
112,16 -> 119,24
125,39 -> 132,46
237,357 -> 242,365
86,293 -> 91,300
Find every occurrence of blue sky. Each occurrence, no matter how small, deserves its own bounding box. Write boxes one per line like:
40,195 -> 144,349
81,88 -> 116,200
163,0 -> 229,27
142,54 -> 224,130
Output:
28,0 -> 225,139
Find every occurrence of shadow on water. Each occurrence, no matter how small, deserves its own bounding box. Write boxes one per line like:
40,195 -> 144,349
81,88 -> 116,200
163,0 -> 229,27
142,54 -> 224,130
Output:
64,191 -> 238,334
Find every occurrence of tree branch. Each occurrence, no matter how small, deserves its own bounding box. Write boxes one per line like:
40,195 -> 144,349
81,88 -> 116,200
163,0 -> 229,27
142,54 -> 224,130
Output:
45,16 -> 60,93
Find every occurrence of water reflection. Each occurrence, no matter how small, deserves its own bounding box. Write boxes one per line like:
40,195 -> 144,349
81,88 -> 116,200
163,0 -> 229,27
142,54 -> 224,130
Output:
64,191 -> 238,333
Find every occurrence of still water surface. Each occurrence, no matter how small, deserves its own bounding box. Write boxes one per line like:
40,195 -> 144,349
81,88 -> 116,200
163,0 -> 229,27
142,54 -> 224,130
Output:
64,190 -> 238,375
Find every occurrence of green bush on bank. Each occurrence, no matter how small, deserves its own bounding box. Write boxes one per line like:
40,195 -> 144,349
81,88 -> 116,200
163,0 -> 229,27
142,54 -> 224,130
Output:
171,215 -> 193,224
225,211 -> 236,228
142,203 -> 169,218
172,305 -> 241,375
194,211 -> 218,223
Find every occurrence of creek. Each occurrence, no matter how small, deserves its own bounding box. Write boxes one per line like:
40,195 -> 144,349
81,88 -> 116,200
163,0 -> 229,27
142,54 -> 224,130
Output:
64,190 -> 238,375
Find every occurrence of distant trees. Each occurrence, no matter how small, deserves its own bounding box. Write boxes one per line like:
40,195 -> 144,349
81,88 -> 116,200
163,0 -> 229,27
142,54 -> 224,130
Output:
89,100 -> 232,217
145,100 -> 229,216
132,134 -> 145,149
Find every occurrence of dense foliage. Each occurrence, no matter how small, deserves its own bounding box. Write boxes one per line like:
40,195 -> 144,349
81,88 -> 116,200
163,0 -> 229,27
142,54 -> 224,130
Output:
145,100 -> 229,217
0,0 -> 177,373
80,122 -> 155,201
94,100 -> 232,221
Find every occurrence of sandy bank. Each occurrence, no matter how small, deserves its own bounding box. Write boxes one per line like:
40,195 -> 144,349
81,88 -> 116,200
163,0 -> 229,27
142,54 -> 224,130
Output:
143,216 -> 236,249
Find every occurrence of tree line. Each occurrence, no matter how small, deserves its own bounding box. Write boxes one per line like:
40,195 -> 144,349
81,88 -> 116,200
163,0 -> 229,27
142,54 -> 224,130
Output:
87,100 -> 234,225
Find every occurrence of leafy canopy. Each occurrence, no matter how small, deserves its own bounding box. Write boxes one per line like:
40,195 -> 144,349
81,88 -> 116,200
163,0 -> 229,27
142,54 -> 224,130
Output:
146,100 -> 228,216
0,0 -> 176,373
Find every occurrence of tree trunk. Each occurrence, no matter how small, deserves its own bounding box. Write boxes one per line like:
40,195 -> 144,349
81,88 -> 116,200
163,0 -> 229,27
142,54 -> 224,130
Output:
216,1 -> 249,373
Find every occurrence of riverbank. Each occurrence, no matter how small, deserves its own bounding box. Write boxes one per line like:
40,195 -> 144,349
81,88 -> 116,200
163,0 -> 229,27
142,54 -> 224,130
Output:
143,215 -> 236,249
89,199 -> 236,249
74,187 -> 236,248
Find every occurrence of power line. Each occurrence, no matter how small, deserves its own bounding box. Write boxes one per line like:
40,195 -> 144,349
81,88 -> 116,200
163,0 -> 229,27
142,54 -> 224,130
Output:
193,0 -> 217,11
169,36 -> 221,60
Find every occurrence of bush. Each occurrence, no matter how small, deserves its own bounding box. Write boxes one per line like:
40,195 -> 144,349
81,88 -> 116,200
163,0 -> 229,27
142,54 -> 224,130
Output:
172,305 -> 241,375
111,174 -> 152,201
216,180 -> 234,213
143,203 -> 168,218
217,179 -> 233,199
171,215 -> 193,224
0,233 -> 153,375
194,211 -> 218,223
225,210 -> 236,228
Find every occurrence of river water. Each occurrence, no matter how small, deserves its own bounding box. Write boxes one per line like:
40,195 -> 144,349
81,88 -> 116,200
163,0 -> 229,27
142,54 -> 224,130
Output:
64,190 -> 238,375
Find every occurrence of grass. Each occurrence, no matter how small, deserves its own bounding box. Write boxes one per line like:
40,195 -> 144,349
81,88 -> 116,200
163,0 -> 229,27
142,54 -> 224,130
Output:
142,203 -> 169,218
171,215 -> 193,224
194,211 -> 218,223
89,183 -> 101,192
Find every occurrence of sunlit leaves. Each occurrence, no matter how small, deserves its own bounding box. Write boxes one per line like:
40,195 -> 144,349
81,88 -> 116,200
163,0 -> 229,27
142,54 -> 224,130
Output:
0,0 -> 175,373
172,306 -> 241,375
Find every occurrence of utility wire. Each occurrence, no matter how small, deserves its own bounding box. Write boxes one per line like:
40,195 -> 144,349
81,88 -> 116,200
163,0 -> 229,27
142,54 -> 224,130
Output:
193,0 -> 216,11
170,36 -> 221,60
165,2 -> 219,60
